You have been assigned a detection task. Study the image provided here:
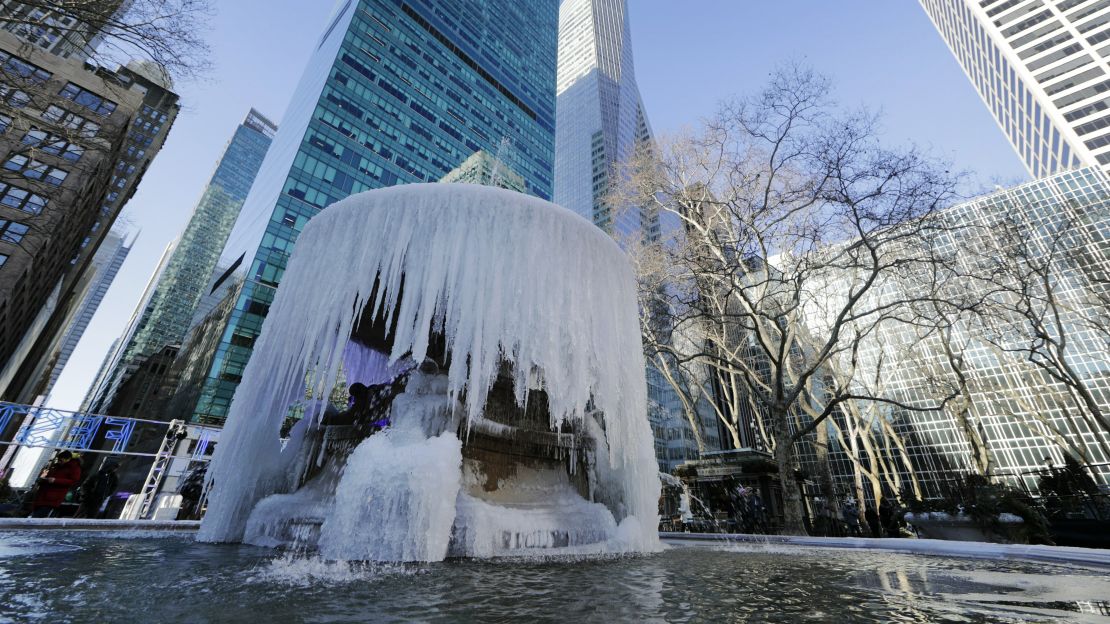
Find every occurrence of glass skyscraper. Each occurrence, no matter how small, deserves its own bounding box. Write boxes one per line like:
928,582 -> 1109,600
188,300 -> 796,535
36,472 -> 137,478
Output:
554,0 -> 717,471
85,110 -> 277,414
39,229 -> 133,400
802,167 -> 1110,492
554,0 -> 656,239
189,0 -> 558,424
921,0 -> 1110,177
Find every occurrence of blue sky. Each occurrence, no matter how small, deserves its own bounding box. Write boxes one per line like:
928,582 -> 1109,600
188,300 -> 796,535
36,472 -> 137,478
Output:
45,1 -> 1029,412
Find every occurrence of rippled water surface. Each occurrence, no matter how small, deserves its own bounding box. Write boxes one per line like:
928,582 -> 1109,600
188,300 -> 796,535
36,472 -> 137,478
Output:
0,531 -> 1108,623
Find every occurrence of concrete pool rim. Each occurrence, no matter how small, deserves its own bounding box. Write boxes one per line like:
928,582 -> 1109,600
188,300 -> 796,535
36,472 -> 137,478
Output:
662,531 -> 1110,569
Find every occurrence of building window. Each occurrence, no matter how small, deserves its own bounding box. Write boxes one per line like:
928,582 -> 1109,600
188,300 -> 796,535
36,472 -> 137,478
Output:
21,127 -> 85,162
1,86 -> 31,108
0,183 -> 48,214
3,155 -> 68,185
0,219 -> 29,243
0,50 -> 52,83
0,253 -> 7,268
59,82 -> 118,116
41,105 -> 100,138
0,114 -> 10,133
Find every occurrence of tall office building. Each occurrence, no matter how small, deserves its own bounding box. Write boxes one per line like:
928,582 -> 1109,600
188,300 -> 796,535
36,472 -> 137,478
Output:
921,0 -> 1110,178
439,149 -> 527,192
0,0 -> 127,60
84,109 -> 277,414
554,0 -> 657,239
801,167 -> 1110,492
0,29 -> 177,406
35,228 -> 132,401
80,241 -> 172,414
186,0 -> 558,424
554,0 -> 715,471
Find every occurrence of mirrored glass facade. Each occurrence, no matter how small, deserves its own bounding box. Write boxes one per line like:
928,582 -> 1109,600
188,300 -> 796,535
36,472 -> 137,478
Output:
190,0 -> 558,424
803,167 -> 1110,492
554,0 -> 715,471
85,110 -> 276,414
554,0 -> 656,239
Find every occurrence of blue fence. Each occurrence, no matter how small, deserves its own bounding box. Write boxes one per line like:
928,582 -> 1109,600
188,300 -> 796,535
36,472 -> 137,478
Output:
0,402 -> 218,459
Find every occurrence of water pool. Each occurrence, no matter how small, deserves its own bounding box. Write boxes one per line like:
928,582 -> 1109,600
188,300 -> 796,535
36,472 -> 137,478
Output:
0,531 -> 1107,623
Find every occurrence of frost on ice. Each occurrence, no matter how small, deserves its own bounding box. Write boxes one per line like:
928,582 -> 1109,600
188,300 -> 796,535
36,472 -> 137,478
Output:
197,183 -> 660,560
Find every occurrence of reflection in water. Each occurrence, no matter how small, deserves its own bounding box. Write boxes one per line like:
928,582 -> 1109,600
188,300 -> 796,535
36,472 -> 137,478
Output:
0,533 -> 1108,623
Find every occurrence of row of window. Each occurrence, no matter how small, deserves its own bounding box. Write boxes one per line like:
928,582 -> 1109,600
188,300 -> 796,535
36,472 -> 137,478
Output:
42,105 -> 100,138
2,155 -> 68,186
0,219 -> 29,243
127,129 -> 154,147
0,182 -> 48,214
0,50 -> 51,83
140,104 -> 169,124
1,84 -> 31,108
21,127 -> 84,161
58,82 -> 117,116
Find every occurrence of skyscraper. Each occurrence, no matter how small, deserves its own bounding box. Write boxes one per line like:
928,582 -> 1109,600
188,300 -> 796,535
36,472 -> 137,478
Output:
800,167 -> 1110,492
84,110 -> 277,414
554,0 -> 716,471
0,0 -> 126,60
0,31 -> 178,405
554,0 -> 657,239
80,240 -> 173,414
186,0 -> 558,424
920,0 -> 1110,178
35,228 -> 133,401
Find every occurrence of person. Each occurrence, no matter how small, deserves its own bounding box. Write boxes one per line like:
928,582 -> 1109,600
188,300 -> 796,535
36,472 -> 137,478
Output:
864,504 -> 881,538
178,464 -> 207,520
841,498 -> 862,536
77,459 -> 120,519
879,497 -> 898,538
747,488 -> 768,534
812,496 -> 834,536
31,451 -> 82,518
323,383 -> 371,427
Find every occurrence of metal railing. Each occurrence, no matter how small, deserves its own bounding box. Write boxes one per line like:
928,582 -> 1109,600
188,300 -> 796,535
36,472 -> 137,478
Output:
0,402 -> 221,520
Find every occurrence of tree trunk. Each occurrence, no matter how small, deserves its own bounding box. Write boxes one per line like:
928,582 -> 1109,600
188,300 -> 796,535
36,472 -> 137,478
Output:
772,408 -> 808,535
815,420 -> 839,515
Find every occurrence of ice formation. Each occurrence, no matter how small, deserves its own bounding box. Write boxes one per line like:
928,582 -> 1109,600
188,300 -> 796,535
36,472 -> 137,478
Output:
198,183 -> 660,560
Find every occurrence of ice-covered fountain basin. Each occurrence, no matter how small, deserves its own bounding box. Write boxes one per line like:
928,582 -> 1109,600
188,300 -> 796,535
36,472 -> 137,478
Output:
200,183 -> 660,555
4,531 -> 1110,622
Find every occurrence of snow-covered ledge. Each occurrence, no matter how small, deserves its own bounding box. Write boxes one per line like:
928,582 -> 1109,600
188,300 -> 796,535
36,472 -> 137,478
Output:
903,511 -> 1023,542
660,532 -> 1110,569
0,518 -> 200,531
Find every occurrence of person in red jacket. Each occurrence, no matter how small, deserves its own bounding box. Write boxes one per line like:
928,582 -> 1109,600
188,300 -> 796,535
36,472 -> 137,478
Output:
30,451 -> 82,518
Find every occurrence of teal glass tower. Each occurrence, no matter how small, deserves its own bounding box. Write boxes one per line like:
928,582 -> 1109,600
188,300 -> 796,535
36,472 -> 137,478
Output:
190,0 -> 558,423
84,109 -> 277,414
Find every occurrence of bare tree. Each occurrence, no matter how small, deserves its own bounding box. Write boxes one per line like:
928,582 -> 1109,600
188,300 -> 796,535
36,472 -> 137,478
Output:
620,65 -> 959,535
899,301 -> 995,477
975,203 -> 1110,458
0,0 -> 212,81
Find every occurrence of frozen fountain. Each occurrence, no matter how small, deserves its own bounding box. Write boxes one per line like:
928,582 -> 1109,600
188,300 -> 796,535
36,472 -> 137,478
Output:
197,184 -> 660,561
